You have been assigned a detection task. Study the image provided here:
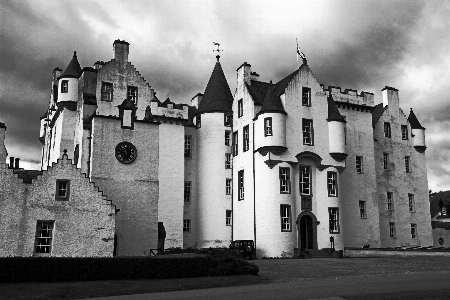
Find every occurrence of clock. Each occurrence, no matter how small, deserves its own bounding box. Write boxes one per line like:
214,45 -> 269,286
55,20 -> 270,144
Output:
115,142 -> 137,164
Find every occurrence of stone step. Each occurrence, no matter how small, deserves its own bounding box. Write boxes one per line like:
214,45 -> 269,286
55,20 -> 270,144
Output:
306,249 -> 334,258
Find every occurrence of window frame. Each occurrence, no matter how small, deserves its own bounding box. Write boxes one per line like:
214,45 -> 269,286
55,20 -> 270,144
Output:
405,156 -> 411,173
183,219 -> 191,233
196,115 -> 201,128
243,125 -> 249,152
302,119 -> 313,146
327,171 -> 338,197
279,167 -> 291,194
225,130 -> 231,146
401,125 -> 408,140
226,178 -> 232,195
408,193 -> 415,212
384,122 -> 391,138
101,82 -> 113,101
383,152 -> 389,170
61,80 -> 69,93
442,206 -> 447,216
280,204 -> 292,232
127,86 -> 138,104
302,87 -> 311,106
329,207 -> 340,234
387,192 -> 394,210
238,170 -> 244,200
359,201 -> 366,219
264,117 -> 273,136
238,99 -> 243,118
411,223 -> 417,239
356,156 -> 363,174
299,166 -> 311,195
184,135 -> 192,158
55,179 -> 70,201
224,114 -> 232,127
226,210 -> 232,226
225,153 -> 231,169
389,222 -> 396,238
233,131 -> 238,156
184,181 -> 191,203
34,221 -> 55,255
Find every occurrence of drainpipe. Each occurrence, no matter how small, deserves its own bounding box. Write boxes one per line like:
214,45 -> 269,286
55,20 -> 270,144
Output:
253,122 -> 256,250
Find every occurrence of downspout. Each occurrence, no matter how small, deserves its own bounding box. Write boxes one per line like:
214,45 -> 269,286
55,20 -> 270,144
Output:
253,122 -> 256,250
231,115 -> 234,242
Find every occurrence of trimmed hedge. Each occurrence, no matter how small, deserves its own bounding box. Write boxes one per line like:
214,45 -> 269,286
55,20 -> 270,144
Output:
0,256 -> 259,283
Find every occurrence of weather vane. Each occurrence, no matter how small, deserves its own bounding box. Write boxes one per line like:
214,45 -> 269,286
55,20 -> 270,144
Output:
213,42 -> 223,61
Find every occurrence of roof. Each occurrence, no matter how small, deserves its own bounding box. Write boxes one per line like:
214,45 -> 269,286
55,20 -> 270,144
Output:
256,84 -> 286,116
196,59 -> 233,115
439,198 -> 450,206
245,80 -> 271,105
430,191 -> 450,217
40,110 -> 48,120
118,98 -> 136,111
274,69 -> 299,96
408,108 -> 425,129
327,95 -> 346,122
60,51 -> 82,79
372,103 -> 385,128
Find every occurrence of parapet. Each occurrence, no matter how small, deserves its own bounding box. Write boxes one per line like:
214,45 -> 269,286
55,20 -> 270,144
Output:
325,86 -> 374,107
150,99 -> 189,120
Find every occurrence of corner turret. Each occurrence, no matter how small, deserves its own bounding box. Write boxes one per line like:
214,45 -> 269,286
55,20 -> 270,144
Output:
327,95 -> 347,161
57,51 -> 82,111
408,108 -> 426,153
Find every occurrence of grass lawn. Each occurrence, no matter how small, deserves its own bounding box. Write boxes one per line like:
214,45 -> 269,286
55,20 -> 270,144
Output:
1,256 -> 450,300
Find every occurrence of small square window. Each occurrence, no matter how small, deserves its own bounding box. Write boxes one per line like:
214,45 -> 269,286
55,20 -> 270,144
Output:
183,219 -> 191,233
101,82 -> 113,101
356,156 -> 363,173
225,131 -> 231,146
55,180 -> 70,201
184,136 -> 192,157
184,182 -> 191,203
279,167 -> 290,194
127,86 -> 138,104
401,125 -> 408,140
243,125 -> 249,152
224,114 -> 232,127
383,153 -> 389,170
61,80 -> 68,93
302,119 -> 313,145
359,201 -> 366,218
225,153 -> 231,169
389,222 -> 396,238
264,117 -> 273,136
226,210 -> 232,226
405,156 -> 411,173
238,99 -> 243,117
387,192 -> 394,210
302,87 -> 311,106
327,172 -> 337,197
384,122 -> 391,138
280,205 -> 291,232
226,178 -> 232,195
408,194 -> 415,212
411,223 -> 417,239
35,221 -> 54,254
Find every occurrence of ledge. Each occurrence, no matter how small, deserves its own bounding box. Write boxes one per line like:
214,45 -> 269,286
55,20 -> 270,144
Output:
330,152 -> 348,162
257,146 -> 287,156
414,146 -> 427,153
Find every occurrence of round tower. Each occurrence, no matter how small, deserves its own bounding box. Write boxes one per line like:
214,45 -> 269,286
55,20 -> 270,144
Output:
195,55 -> 233,248
408,108 -> 426,153
327,95 -> 347,161
57,51 -> 81,110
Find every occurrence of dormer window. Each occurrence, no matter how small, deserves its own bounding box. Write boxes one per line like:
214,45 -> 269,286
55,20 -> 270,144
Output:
442,207 -> 447,216
61,80 -> 68,93
302,87 -> 311,106
127,86 -> 138,104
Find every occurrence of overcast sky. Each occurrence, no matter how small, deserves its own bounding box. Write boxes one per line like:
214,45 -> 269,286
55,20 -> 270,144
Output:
1,0 -> 450,192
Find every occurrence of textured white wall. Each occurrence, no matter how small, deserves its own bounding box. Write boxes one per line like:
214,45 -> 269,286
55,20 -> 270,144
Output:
58,78 -> 78,103
254,113 -> 286,150
328,121 -> 345,154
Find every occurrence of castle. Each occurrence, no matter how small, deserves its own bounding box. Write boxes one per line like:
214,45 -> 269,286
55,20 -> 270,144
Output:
0,40 -> 433,258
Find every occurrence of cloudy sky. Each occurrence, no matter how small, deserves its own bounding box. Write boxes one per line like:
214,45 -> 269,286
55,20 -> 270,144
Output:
1,0 -> 450,192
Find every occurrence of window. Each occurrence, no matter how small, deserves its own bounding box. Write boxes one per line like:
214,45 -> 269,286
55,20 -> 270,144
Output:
238,99 -> 243,117
233,131 -> 238,156
387,192 -> 394,210
279,167 -> 290,194
442,207 -> 447,216
405,156 -> 411,173
238,170 -> 244,200
183,219 -> 190,233
226,178 -> 232,195
408,194 -> 415,212
401,125 -> 408,140
264,117 -> 273,136
359,201 -> 366,218
389,222 -> 396,238
329,208 -> 339,233
226,210 -> 232,226
280,205 -> 291,231
61,80 -> 68,93
224,114 -> 232,127
302,119 -> 313,145
383,153 -> 389,170
127,86 -> 138,104
55,180 -> 70,201
302,87 -> 311,106
184,136 -> 191,157
225,153 -> 231,169
299,166 -> 311,195
243,125 -> 249,152
101,82 -> 113,101
35,221 -> 54,254
384,122 -> 391,138
196,115 -> 201,128
356,156 -> 363,173
184,182 -> 191,203
225,131 -> 231,146
411,223 -> 417,239
327,172 -> 337,196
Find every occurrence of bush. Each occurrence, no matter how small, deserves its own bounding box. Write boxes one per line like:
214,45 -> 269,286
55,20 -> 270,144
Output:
0,256 -> 258,283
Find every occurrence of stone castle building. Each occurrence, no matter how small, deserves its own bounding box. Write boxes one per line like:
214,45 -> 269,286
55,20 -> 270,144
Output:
0,40 -> 433,257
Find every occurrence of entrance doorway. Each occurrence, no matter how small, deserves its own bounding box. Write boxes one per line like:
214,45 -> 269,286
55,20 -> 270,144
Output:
297,212 -> 317,250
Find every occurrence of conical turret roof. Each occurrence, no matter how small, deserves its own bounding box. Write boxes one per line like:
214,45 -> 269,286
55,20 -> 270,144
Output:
327,95 -> 346,122
60,51 -> 82,79
257,83 -> 287,117
408,108 -> 425,129
196,57 -> 233,115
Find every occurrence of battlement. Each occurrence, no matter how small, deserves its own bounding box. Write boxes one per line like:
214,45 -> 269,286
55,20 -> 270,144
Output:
150,99 -> 189,119
325,86 -> 374,107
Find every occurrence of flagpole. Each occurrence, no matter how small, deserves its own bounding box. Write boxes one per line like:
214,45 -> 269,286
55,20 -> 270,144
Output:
296,38 -> 299,69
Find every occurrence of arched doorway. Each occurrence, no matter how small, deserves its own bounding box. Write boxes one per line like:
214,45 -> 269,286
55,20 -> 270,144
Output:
297,212 -> 318,250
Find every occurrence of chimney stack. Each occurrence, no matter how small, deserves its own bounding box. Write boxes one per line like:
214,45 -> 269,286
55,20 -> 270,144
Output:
113,40 -> 130,68
381,86 -> 399,110
15,158 -> 20,169
9,157 -> 14,169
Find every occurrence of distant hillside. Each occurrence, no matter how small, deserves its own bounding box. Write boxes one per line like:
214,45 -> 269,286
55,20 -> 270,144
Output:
429,190 -> 450,217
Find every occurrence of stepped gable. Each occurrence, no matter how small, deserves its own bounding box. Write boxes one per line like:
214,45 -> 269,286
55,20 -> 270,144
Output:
408,108 -> 425,129
372,103 -> 385,128
245,80 -> 271,105
60,51 -> 82,79
327,95 -> 346,122
257,84 -> 286,117
196,58 -> 233,115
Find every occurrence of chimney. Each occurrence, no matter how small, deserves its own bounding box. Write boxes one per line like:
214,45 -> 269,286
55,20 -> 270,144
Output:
236,62 -> 252,85
191,93 -> 203,108
15,158 -> 20,169
9,157 -> 14,169
113,40 -> 130,67
381,86 -> 399,110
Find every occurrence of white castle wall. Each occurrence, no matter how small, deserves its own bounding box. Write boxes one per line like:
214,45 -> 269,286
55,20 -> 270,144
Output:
328,121 -> 345,154
183,125 -> 198,248
58,78 -> 78,103
254,112 -> 286,150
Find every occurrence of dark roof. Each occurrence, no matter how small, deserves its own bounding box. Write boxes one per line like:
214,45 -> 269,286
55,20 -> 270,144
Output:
118,98 -> 137,111
196,60 -> 233,115
245,80 -> 271,105
274,69 -> 299,96
40,110 -> 48,120
60,51 -> 82,79
372,103 -> 385,128
432,221 -> 450,230
439,198 -> 450,206
408,108 -> 425,129
327,95 -> 346,122
430,191 -> 450,217
257,84 -> 286,117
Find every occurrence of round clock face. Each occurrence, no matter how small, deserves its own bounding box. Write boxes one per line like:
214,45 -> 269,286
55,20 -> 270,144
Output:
115,142 -> 137,164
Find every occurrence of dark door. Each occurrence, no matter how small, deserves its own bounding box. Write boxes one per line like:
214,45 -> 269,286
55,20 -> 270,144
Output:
300,215 -> 313,249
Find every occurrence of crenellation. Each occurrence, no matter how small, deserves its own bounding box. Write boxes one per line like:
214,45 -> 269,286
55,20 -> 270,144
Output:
327,86 -> 374,107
